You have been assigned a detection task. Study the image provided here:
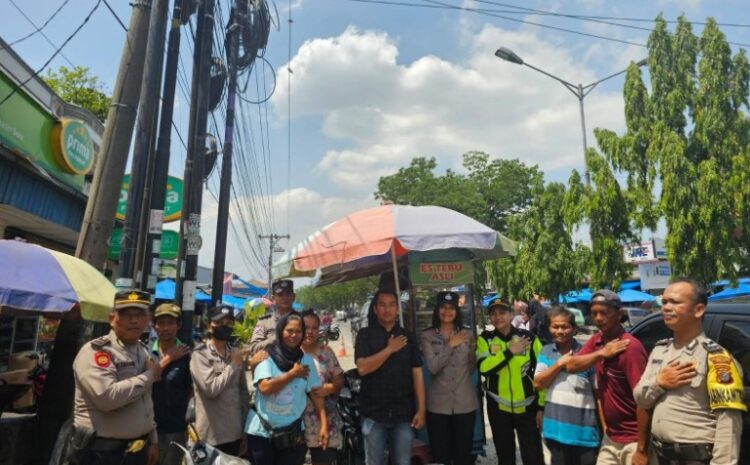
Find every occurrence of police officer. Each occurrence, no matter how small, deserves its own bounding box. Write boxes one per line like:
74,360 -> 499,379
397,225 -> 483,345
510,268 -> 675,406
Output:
248,279 -> 296,368
68,290 -> 161,465
190,304 -> 249,455
635,277 -> 746,465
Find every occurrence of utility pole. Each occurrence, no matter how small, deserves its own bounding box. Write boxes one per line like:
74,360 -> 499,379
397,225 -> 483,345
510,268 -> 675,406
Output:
175,0 -> 216,342
259,233 -> 289,296
76,0 -> 152,270
45,2 -> 152,462
140,0 -> 191,292
211,2 -> 243,306
119,0 -> 169,286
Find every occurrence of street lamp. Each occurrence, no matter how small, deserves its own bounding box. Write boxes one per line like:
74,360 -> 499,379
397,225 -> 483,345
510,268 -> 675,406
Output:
495,46 -> 647,186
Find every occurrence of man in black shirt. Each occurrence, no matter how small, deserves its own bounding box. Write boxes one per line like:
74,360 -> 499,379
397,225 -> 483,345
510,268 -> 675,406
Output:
355,290 -> 425,465
150,303 -> 192,465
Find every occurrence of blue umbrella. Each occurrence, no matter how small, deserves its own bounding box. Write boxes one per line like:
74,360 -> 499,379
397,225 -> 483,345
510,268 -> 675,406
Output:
709,283 -> 750,302
618,280 -> 641,291
618,289 -> 656,303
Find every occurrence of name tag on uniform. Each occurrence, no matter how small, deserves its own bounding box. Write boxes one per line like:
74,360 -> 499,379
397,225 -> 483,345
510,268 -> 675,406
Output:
114,360 -> 136,368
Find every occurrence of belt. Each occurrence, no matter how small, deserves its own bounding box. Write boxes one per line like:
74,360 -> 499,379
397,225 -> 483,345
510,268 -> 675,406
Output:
652,439 -> 712,462
91,434 -> 149,452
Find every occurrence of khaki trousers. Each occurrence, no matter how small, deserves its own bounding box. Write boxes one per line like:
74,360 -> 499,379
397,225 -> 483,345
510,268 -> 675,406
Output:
596,435 -> 637,465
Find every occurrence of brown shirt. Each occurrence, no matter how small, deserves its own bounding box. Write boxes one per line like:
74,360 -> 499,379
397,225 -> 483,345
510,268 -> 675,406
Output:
419,328 -> 479,415
190,341 -> 249,445
634,333 -> 742,465
72,330 -> 157,442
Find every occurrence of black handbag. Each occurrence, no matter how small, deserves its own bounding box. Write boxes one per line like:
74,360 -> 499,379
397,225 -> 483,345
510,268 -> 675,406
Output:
252,405 -> 306,450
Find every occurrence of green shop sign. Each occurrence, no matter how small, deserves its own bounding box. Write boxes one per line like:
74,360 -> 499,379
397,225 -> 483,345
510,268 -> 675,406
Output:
0,73 -> 87,191
108,227 -> 180,260
51,119 -> 94,174
409,261 -> 474,285
116,174 -> 183,223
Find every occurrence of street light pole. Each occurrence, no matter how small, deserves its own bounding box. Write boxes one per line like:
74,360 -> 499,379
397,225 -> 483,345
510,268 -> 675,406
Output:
495,47 -> 646,186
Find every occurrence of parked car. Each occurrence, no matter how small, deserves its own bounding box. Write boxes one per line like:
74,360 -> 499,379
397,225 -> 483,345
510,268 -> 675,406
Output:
629,303 -> 750,462
621,307 -> 650,327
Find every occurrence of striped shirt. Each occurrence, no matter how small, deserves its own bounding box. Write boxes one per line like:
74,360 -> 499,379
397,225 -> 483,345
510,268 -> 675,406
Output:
535,341 -> 601,448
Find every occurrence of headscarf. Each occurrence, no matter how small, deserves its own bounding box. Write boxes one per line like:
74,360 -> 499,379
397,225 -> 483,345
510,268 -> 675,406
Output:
267,312 -> 305,372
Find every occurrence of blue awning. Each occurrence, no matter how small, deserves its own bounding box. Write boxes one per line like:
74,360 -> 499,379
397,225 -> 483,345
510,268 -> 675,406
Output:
155,278 -> 212,302
618,289 -> 656,303
618,280 -> 641,291
709,283 -> 750,301
560,289 -> 592,303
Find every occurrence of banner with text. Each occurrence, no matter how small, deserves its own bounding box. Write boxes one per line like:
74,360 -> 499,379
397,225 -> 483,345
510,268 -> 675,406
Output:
409,261 -> 474,285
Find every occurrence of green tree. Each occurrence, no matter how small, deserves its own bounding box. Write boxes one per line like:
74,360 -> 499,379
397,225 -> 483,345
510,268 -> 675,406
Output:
296,278 -> 376,312
488,179 -> 590,301
375,152 -> 542,233
593,16 -> 750,285
44,66 -> 111,122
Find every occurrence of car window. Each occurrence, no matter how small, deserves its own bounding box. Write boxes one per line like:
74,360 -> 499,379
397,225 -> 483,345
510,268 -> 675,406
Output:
718,320 -> 750,386
631,317 -> 673,354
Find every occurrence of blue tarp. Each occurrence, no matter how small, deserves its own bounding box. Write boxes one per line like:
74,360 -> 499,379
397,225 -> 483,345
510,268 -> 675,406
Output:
560,289 -> 592,303
618,280 -> 641,291
234,276 -> 267,297
155,279 -> 212,302
709,283 -> 750,301
618,289 -> 656,303
222,294 -> 248,310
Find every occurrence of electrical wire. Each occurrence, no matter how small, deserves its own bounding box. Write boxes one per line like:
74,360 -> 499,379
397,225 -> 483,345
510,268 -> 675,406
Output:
7,0 -> 75,67
0,0 -> 103,108
102,0 -> 128,31
286,0 -> 292,236
9,0 -> 71,46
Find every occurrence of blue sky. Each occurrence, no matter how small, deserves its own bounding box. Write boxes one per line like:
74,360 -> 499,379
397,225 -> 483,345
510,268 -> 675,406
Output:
2,0 -> 749,279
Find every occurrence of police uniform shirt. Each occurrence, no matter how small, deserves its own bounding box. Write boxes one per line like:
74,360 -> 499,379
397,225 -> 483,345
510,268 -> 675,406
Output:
72,330 -> 158,442
634,333 -> 743,465
190,341 -> 249,446
248,308 -> 289,355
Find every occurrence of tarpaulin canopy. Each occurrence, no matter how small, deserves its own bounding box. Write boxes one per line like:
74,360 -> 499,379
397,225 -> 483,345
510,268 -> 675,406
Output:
709,283 -> 750,302
155,279 -> 211,302
618,289 -> 656,303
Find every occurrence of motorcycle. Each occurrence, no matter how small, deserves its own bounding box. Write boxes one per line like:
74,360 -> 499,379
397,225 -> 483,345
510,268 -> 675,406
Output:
318,325 -> 341,344
337,369 -> 365,465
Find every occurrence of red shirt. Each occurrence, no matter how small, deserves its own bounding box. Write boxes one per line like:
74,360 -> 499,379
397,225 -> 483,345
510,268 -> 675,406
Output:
578,326 -> 647,444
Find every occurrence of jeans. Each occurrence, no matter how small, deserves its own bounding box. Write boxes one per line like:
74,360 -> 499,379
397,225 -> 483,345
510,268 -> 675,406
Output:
361,417 -> 414,465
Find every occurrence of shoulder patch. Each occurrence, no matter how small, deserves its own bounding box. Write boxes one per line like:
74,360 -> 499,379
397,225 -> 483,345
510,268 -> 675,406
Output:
94,351 -> 111,368
90,335 -> 111,349
655,338 -> 673,347
702,339 -> 724,353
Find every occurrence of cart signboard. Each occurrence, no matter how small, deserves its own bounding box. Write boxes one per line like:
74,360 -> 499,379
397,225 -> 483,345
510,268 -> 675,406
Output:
409,261 -> 474,286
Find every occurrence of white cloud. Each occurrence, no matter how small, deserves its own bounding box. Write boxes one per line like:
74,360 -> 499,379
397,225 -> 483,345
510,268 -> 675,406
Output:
273,24 -> 639,191
196,187 -> 376,279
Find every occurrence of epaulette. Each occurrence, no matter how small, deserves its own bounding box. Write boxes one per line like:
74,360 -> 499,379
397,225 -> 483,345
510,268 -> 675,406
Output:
258,314 -> 272,320
515,328 -> 536,340
655,338 -> 673,347
192,342 -> 206,352
90,335 -> 111,349
702,339 -> 725,353
480,330 -> 495,340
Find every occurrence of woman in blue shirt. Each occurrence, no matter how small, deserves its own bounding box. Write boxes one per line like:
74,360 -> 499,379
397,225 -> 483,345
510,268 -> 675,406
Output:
246,312 -> 329,465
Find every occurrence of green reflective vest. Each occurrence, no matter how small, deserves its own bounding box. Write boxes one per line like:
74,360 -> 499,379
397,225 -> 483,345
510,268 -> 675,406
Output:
476,328 -> 544,413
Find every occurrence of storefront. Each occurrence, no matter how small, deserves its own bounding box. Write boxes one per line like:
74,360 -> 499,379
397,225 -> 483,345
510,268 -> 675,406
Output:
0,37 -> 103,440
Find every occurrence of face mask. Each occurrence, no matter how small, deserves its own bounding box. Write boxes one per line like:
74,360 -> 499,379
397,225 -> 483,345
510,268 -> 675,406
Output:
212,325 -> 233,341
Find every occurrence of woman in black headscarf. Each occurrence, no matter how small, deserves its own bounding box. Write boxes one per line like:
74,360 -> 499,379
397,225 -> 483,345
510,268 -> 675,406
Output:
245,312 -> 329,465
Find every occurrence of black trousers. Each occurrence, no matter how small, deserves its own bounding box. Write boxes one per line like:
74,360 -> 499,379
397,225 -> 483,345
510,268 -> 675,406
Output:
486,399 -> 544,465
545,438 -> 598,465
656,456 -> 710,465
426,410 -> 476,465
215,439 -> 242,456
86,446 -> 147,465
247,434 -> 308,465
